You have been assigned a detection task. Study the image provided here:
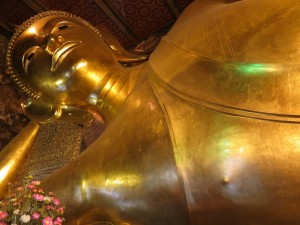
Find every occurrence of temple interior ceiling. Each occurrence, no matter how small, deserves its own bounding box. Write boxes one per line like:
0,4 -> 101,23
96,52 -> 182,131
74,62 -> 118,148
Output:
0,0 -> 194,151
0,0 -> 194,49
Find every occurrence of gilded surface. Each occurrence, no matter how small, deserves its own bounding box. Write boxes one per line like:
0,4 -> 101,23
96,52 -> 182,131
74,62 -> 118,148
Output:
0,122 -> 39,196
3,0 -> 300,224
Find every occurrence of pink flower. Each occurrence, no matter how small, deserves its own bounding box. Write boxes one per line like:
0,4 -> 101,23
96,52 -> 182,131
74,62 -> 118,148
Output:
31,180 -> 40,185
17,187 -> 23,191
32,212 -> 40,220
0,211 -> 8,220
0,221 -> 7,225
48,192 -> 54,196
57,206 -> 64,215
27,184 -> 34,189
53,198 -> 60,206
33,194 -> 44,201
42,216 -> 53,225
54,217 -> 63,225
46,205 -> 54,211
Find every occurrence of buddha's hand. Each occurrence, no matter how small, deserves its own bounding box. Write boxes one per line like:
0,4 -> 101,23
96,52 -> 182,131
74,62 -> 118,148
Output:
21,98 -> 94,126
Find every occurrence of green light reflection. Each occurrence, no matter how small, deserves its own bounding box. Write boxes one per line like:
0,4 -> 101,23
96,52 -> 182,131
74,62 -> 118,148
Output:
229,63 -> 279,76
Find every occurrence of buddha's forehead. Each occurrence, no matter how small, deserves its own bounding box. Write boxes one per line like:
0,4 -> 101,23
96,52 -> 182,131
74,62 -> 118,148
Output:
29,15 -> 77,33
13,15 -> 88,60
18,15 -> 81,41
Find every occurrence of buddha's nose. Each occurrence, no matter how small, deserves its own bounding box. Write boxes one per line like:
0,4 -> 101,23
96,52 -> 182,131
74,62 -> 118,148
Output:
45,34 -> 64,55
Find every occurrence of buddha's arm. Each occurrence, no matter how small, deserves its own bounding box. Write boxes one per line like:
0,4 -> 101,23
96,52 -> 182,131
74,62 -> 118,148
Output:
0,98 -> 93,197
0,121 -> 40,197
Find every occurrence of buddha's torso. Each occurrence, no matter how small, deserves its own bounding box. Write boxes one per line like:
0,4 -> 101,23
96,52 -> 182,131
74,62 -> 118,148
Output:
143,0 -> 300,223
37,0 -> 300,224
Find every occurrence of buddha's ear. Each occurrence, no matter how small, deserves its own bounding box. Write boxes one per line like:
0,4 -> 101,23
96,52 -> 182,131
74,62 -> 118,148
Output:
98,25 -> 148,64
109,44 -> 149,64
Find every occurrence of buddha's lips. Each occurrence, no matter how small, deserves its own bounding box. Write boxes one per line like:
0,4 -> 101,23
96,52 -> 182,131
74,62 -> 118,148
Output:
51,41 -> 82,71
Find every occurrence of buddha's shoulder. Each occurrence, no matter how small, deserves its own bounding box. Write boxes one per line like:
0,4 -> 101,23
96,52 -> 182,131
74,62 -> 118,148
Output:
148,0 -> 300,117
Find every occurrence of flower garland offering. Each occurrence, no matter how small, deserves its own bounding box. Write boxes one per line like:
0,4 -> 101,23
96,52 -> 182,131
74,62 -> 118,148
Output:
0,176 -> 65,225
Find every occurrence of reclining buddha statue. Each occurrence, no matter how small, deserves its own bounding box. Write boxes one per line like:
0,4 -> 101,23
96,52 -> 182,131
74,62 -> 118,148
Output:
3,0 -> 300,224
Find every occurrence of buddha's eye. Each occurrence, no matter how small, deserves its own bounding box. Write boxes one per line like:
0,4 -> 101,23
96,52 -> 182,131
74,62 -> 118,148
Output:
22,46 -> 39,74
58,25 -> 68,30
27,52 -> 34,61
53,21 -> 75,33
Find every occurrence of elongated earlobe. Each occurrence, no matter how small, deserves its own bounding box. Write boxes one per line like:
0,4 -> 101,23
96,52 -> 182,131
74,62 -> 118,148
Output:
109,44 -> 148,64
98,24 -> 148,64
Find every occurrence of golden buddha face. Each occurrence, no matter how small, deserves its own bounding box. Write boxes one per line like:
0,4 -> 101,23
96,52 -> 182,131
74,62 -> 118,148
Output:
11,14 -> 118,105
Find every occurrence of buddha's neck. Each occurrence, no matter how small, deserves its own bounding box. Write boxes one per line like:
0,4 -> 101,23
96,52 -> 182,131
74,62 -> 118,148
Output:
88,64 -> 144,124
